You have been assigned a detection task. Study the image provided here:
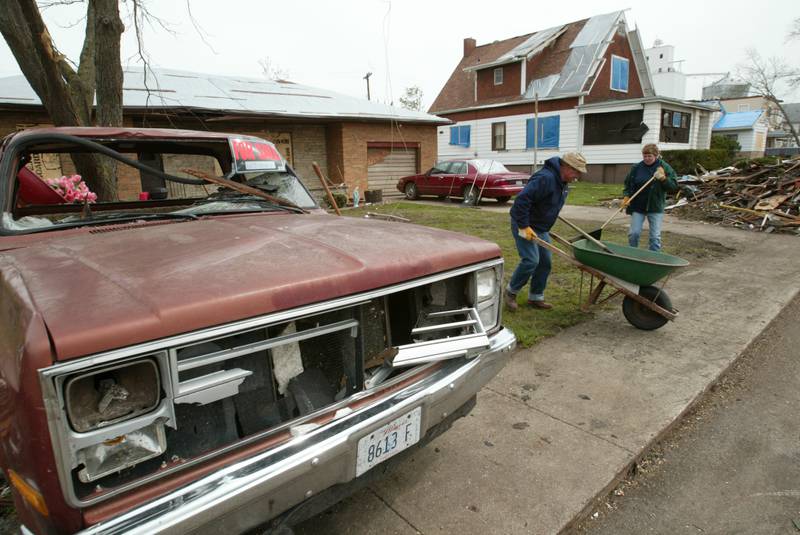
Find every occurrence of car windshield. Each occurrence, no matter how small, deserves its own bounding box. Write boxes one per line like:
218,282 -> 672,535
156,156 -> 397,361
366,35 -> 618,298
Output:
3,134 -> 316,233
472,160 -> 511,174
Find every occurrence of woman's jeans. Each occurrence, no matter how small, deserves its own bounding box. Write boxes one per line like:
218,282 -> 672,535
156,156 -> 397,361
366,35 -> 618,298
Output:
507,220 -> 552,301
628,211 -> 664,251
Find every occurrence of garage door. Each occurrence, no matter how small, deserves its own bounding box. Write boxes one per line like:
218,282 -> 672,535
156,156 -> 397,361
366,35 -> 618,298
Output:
367,148 -> 417,199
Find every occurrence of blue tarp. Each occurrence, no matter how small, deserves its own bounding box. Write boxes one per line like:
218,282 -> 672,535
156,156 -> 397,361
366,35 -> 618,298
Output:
713,110 -> 763,130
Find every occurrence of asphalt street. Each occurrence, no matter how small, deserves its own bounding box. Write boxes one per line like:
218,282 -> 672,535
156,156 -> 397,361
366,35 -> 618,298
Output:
579,292 -> 800,535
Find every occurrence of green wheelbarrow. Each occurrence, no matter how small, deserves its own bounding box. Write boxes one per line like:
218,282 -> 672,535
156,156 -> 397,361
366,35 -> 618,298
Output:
532,234 -> 689,330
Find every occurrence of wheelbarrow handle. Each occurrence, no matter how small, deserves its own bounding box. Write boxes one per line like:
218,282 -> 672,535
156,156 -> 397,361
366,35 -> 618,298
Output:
558,215 -> 615,254
599,174 -> 658,230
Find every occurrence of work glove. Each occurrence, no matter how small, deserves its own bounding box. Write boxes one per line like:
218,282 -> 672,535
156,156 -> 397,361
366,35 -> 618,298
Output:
654,166 -> 666,181
519,226 -> 537,241
621,196 -> 631,208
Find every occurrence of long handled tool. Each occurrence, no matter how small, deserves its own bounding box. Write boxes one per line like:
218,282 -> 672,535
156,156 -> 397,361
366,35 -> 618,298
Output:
586,169 -> 662,240
443,174 -> 457,203
558,215 -> 615,254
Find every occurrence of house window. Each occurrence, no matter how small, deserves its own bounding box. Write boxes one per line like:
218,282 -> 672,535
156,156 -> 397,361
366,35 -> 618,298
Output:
491,122 -> 506,151
660,110 -> 692,143
449,125 -> 471,147
611,55 -> 629,92
583,110 -> 646,145
494,67 -> 503,85
526,115 -> 560,149
738,104 -> 750,112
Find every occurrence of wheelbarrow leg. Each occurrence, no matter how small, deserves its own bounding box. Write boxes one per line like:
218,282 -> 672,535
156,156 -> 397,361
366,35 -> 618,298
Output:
582,280 -> 606,312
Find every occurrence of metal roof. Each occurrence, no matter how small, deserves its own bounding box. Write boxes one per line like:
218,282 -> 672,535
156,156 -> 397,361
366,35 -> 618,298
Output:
524,11 -> 624,99
713,110 -> 764,130
0,67 -> 446,124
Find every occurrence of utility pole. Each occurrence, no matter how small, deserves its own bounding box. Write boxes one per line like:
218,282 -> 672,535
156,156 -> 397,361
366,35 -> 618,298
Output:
363,72 -> 372,101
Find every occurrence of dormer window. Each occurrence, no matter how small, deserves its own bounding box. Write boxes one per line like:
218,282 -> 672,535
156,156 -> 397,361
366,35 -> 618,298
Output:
494,67 -> 503,85
611,55 -> 629,92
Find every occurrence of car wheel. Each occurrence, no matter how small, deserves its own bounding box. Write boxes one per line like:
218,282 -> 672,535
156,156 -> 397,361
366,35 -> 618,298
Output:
622,286 -> 672,330
496,196 -> 511,204
462,185 -> 478,205
404,182 -> 418,200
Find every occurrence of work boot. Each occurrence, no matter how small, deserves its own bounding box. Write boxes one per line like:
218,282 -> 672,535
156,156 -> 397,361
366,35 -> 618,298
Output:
504,291 -> 518,312
527,300 -> 553,310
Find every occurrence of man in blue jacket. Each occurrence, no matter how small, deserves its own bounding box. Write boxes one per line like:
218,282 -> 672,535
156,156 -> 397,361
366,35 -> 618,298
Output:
505,152 -> 587,311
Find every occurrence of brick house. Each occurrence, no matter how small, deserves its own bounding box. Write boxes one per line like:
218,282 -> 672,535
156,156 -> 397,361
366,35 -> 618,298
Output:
430,11 -> 717,183
0,67 -> 447,201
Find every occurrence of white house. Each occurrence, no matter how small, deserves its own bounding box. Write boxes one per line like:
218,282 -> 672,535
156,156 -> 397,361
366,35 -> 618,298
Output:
430,11 -> 716,183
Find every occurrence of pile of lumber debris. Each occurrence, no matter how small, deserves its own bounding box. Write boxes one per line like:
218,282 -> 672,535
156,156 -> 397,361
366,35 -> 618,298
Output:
667,158 -> 800,234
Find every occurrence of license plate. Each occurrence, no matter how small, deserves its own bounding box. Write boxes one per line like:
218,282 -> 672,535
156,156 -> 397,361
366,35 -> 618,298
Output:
356,407 -> 421,476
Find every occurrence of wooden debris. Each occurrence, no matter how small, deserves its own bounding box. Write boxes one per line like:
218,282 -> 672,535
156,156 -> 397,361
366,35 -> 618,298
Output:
669,158 -> 800,234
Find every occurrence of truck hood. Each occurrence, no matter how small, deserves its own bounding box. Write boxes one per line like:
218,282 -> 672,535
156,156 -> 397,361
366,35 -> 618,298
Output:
2,213 -> 500,360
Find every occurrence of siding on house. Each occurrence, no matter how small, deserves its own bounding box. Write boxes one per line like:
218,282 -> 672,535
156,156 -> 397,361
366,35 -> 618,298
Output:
437,109 -> 579,166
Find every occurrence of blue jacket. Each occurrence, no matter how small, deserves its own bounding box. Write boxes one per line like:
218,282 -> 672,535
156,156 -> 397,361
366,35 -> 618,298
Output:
510,156 -> 568,233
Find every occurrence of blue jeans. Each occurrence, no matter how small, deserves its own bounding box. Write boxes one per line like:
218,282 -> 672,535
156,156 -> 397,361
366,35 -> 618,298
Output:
628,211 -> 664,251
507,221 -> 552,301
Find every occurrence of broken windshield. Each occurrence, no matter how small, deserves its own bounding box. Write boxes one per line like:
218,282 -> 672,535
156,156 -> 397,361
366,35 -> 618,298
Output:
2,132 -> 317,233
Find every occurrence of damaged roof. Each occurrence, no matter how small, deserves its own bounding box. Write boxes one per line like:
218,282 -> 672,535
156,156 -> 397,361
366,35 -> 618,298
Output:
0,67 -> 446,124
713,110 -> 765,130
430,11 -> 627,113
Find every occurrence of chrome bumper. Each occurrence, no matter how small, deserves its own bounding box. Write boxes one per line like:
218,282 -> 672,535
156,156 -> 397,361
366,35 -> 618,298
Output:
77,327 -> 515,535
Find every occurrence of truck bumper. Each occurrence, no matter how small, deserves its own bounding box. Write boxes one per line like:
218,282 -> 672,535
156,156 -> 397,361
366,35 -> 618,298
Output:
75,327 -> 516,535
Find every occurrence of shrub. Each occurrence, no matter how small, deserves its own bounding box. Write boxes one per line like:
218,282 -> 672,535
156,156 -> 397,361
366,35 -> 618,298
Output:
733,156 -> 782,169
660,149 -> 731,175
710,134 -> 741,158
323,191 -> 348,209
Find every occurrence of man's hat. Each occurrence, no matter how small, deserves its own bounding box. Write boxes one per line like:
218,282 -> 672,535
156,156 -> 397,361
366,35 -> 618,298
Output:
562,152 -> 587,174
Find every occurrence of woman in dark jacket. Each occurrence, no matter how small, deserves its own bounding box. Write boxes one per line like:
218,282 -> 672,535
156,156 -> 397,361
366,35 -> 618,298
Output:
622,143 -> 678,252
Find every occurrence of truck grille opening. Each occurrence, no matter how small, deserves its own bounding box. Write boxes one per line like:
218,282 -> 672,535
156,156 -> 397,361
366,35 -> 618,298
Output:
69,272 -> 482,499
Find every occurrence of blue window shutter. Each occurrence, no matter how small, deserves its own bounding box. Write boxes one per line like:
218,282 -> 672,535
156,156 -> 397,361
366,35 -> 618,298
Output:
620,58 -> 629,91
461,125 -> 471,147
526,119 -> 535,148
450,126 -> 458,145
539,116 -> 560,148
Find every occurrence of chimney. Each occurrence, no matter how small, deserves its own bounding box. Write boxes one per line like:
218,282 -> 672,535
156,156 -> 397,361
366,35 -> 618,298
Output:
463,37 -> 476,57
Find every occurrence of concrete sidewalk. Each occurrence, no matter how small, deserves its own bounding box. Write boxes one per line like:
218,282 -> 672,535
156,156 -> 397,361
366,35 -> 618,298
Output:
296,207 -> 800,535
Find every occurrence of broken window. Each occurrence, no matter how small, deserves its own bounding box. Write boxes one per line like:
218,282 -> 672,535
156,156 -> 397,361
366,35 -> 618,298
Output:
660,109 -> 692,143
611,55 -> 629,92
526,116 -> 560,149
583,110 -> 645,145
449,125 -> 471,148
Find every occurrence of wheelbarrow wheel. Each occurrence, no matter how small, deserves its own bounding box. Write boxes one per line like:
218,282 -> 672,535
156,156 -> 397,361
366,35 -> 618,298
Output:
622,286 -> 672,331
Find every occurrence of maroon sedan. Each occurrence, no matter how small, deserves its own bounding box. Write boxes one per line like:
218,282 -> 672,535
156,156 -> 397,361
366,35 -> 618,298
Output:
397,159 -> 529,204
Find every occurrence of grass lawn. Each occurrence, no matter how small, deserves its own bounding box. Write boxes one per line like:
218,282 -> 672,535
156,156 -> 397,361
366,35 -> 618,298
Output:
566,181 -> 624,206
344,202 -> 733,347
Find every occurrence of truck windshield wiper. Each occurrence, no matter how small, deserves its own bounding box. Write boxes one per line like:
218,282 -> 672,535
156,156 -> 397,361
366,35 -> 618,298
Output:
50,212 -> 199,230
192,197 -> 306,214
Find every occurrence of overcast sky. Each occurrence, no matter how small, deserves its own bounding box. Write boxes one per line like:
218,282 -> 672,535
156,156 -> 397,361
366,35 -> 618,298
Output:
1,0 -> 798,109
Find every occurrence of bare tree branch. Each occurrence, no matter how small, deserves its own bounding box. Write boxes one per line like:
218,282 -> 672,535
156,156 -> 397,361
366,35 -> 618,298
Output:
737,49 -> 800,147
185,0 -> 217,53
787,17 -> 800,42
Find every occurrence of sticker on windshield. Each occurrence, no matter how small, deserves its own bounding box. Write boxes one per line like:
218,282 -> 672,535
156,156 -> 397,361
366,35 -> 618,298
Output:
230,138 -> 286,173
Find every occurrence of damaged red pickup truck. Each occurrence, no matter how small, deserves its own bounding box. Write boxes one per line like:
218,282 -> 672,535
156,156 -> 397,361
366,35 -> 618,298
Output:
0,127 -> 515,534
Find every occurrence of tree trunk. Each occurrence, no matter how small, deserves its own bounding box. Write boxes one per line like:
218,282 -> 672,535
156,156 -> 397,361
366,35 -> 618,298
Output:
0,0 -> 122,201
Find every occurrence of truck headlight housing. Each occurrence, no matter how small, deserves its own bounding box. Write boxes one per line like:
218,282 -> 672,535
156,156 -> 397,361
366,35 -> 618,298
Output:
65,359 -> 161,432
474,266 -> 502,330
